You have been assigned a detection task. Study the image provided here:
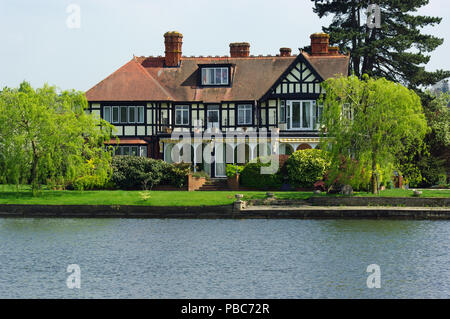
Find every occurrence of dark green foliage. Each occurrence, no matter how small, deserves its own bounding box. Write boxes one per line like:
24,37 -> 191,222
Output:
239,156 -> 286,189
111,156 -> 170,190
397,91 -> 449,187
311,0 -> 450,89
162,162 -> 191,188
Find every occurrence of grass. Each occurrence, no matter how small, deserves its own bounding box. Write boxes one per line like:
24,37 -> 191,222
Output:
0,185 -> 448,206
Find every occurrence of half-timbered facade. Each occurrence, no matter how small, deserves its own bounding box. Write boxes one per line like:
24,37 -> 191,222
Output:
86,31 -> 349,177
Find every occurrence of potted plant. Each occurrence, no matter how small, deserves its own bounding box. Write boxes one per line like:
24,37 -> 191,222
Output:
226,164 -> 243,190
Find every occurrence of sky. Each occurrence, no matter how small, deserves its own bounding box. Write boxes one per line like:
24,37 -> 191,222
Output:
1,0 -> 449,92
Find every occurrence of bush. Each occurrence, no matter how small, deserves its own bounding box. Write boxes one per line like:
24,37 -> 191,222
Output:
225,164 -> 244,177
162,162 -> 191,188
286,149 -> 330,187
192,171 -> 210,179
111,156 -> 169,190
416,156 -> 447,187
240,155 -> 284,188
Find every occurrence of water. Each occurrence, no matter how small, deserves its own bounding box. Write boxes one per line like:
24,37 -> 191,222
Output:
0,218 -> 449,298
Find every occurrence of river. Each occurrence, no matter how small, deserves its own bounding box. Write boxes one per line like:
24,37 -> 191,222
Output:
0,218 -> 448,298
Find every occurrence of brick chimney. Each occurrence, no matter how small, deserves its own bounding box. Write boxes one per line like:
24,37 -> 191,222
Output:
279,47 -> 291,57
164,31 -> 183,67
230,42 -> 250,58
310,33 -> 329,56
328,46 -> 339,56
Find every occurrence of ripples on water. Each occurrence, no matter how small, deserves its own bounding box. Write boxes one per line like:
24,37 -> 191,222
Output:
0,218 -> 448,298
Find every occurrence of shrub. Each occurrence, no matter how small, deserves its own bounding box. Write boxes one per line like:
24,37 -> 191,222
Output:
225,164 -> 244,177
67,157 -> 113,190
192,171 -> 210,179
162,162 -> 191,188
240,156 -> 284,188
286,149 -> 330,187
111,156 -> 169,190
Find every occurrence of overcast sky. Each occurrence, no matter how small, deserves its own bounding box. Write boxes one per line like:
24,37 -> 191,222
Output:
1,0 -> 449,91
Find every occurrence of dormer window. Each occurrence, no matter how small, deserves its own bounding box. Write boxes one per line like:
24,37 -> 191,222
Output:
200,66 -> 229,86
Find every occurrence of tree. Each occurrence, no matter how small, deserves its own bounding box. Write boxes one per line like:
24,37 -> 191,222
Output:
311,0 -> 450,89
397,90 -> 449,186
0,81 -> 115,194
319,75 -> 428,193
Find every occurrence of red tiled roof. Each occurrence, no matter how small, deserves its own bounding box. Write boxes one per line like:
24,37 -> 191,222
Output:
86,52 -> 349,102
302,52 -> 349,79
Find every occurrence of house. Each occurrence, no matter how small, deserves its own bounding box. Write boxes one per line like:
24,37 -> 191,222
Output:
85,31 -> 349,177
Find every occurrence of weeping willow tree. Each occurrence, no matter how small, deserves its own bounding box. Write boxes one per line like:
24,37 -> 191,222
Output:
319,75 -> 428,193
0,81 -> 115,194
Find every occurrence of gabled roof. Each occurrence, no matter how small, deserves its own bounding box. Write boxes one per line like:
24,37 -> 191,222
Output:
302,52 -> 349,80
86,52 -> 349,103
85,59 -> 174,101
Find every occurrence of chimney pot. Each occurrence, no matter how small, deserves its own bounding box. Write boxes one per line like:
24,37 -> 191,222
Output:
164,31 -> 183,67
230,42 -> 250,58
310,32 -> 330,56
280,47 -> 291,57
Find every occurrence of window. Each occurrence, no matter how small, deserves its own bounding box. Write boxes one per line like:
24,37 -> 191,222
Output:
114,145 -> 147,157
279,100 -> 286,123
286,100 -> 313,130
106,106 -> 144,124
175,105 -> 189,125
207,106 -> 220,128
314,101 -> 323,128
201,67 -> 229,85
128,106 -> 136,123
137,106 -> 144,123
120,106 -> 128,124
103,106 -> 111,123
237,105 -> 252,125
128,107 -> 136,123
112,106 -> 119,123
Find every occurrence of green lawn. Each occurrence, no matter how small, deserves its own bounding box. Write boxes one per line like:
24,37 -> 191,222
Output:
0,185 -> 448,206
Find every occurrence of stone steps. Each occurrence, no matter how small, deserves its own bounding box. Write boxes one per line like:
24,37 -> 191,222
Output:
197,178 -> 229,191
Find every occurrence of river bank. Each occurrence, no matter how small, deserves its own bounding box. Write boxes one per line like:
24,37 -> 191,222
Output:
1,202 -> 449,219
